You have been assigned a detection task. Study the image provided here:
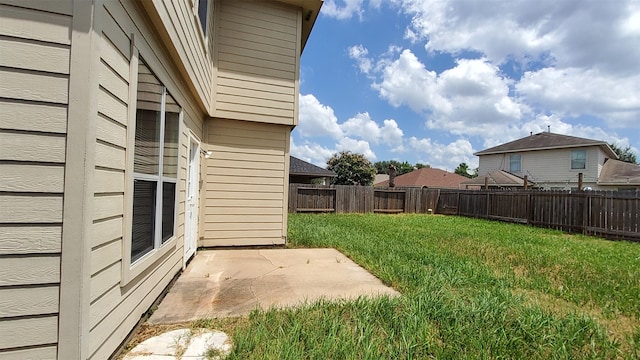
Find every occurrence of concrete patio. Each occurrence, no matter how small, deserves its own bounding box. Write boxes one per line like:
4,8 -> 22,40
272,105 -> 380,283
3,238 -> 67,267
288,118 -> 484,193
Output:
148,248 -> 399,324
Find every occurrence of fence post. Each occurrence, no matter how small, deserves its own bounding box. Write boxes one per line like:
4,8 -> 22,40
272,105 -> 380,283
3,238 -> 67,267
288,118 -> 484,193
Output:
578,172 -> 583,190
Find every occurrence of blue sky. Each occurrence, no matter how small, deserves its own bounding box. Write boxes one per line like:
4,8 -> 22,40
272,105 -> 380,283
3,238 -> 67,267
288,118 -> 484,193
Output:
291,0 -> 640,171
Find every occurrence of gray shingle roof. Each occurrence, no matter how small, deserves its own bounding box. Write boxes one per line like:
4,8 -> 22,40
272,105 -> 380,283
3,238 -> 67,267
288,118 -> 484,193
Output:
475,132 -> 617,158
289,156 -> 336,177
598,159 -> 640,185
375,167 -> 468,189
460,170 -> 534,187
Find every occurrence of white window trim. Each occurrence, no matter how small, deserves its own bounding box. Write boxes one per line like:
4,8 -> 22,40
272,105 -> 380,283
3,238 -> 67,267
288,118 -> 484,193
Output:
570,149 -> 587,171
121,39 -> 180,285
509,154 -> 521,173
192,0 -> 210,52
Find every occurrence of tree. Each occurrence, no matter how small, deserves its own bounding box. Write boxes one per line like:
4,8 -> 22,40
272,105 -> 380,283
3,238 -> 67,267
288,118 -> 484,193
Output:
609,143 -> 638,164
327,151 -> 376,186
454,162 -> 478,178
374,160 -> 414,175
415,163 -> 430,169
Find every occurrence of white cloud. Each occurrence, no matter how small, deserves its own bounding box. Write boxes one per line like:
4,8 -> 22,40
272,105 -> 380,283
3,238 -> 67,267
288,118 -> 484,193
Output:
290,136 -> 377,165
336,137 -> 377,160
393,0 -> 640,75
373,49 -> 446,113
322,0 -> 365,20
298,94 -> 407,154
341,112 -> 381,143
290,138 -> 335,167
368,0 -> 382,9
348,45 -> 373,74
380,119 -> 404,148
370,50 -> 527,136
340,113 -> 405,149
295,95 -> 403,163
516,67 -> 640,128
408,137 -> 476,170
298,94 -> 343,139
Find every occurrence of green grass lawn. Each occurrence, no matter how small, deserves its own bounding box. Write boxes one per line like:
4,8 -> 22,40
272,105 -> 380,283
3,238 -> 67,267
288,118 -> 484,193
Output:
197,214 -> 640,359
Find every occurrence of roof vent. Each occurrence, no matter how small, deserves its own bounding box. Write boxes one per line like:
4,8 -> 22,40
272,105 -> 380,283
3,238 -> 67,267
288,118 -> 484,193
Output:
547,125 -> 551,133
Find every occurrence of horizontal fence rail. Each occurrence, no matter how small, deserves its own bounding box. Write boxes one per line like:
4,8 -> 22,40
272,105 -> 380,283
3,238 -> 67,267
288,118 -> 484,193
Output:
288,184 -> 639,241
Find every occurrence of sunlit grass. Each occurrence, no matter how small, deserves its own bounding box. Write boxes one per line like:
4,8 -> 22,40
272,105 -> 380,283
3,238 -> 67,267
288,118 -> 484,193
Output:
197,214 -> 640,359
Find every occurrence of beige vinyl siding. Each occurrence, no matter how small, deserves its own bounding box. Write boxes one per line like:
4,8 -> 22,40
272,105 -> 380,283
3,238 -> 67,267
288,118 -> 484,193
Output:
479,147 -> 604,189
142,0 -> 213,112
214,0 -> 300,125
87,2 -> 204,358
0,1 -> 72,356
202,118 -> 289,246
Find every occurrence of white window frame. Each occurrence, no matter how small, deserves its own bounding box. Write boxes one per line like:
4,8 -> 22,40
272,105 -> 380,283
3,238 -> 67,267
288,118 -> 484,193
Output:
192,0 -> 210,50
571,149 -> 587,170
122,40 -> 181,285
509,154 -> 521,173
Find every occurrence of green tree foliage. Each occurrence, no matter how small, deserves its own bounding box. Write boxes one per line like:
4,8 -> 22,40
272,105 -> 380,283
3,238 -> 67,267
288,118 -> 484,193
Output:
415,163 -> 430,169
327,151 -> 376,186
609,143 -> 638,164
454,162 -> 478,178
374,160 -> 415,175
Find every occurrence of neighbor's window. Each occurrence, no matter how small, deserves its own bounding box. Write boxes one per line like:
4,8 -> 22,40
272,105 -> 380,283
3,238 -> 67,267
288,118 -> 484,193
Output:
509,154 -> 521,172
131,58 -> 180,263
571,150 -> 586,170
195,0 -> 209,36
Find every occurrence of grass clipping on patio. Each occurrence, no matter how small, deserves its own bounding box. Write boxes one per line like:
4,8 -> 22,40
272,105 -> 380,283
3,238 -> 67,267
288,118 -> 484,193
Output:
181,214 -> 639,359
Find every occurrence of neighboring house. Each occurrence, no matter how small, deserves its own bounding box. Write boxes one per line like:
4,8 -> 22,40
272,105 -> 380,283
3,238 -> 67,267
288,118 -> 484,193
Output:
0,1 -> 321,359
375,168 -> 469,189
289,156 -> 336,184
474,132 -> 623,190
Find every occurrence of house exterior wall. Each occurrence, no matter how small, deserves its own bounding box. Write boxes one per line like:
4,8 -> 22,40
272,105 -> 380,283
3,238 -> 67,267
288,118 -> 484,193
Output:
141,0 -> 214,112
478,146 -> 609,190
0,0 -> 312,358
0,1 -> 72,357
87,1 -> 206,358
202,118 -> 291,246
213,0 -> 301,125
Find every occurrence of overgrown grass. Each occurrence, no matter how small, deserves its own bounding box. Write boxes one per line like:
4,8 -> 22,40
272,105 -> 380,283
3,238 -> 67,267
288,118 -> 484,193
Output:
198,214 -> 640,359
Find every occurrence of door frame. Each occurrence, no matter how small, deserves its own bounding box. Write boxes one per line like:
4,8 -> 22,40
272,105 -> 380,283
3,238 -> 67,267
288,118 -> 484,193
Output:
184,131 -> 200,267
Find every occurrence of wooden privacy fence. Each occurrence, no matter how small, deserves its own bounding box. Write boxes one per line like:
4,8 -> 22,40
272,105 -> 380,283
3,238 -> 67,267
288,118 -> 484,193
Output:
289,184 -> 440,214
289,184 -> 639,241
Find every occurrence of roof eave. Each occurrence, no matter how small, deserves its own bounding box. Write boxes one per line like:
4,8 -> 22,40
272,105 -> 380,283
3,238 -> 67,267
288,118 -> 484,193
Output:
476,142 -> 614,156
291,172 -> 336,177
275,0 -> 322,53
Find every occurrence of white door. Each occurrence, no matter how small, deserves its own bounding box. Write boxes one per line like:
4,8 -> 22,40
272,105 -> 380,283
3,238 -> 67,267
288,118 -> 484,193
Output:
184,135 -> 200,266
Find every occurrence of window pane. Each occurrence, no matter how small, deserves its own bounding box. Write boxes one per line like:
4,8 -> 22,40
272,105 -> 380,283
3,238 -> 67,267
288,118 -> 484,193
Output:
132,180 -> 156,262
572,150 -> 586,169
163,92 -> 180,178
198,0 -> 208,34
161,182 -> 176,243
134,59 -> 162,175
510,154 -> 521,172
